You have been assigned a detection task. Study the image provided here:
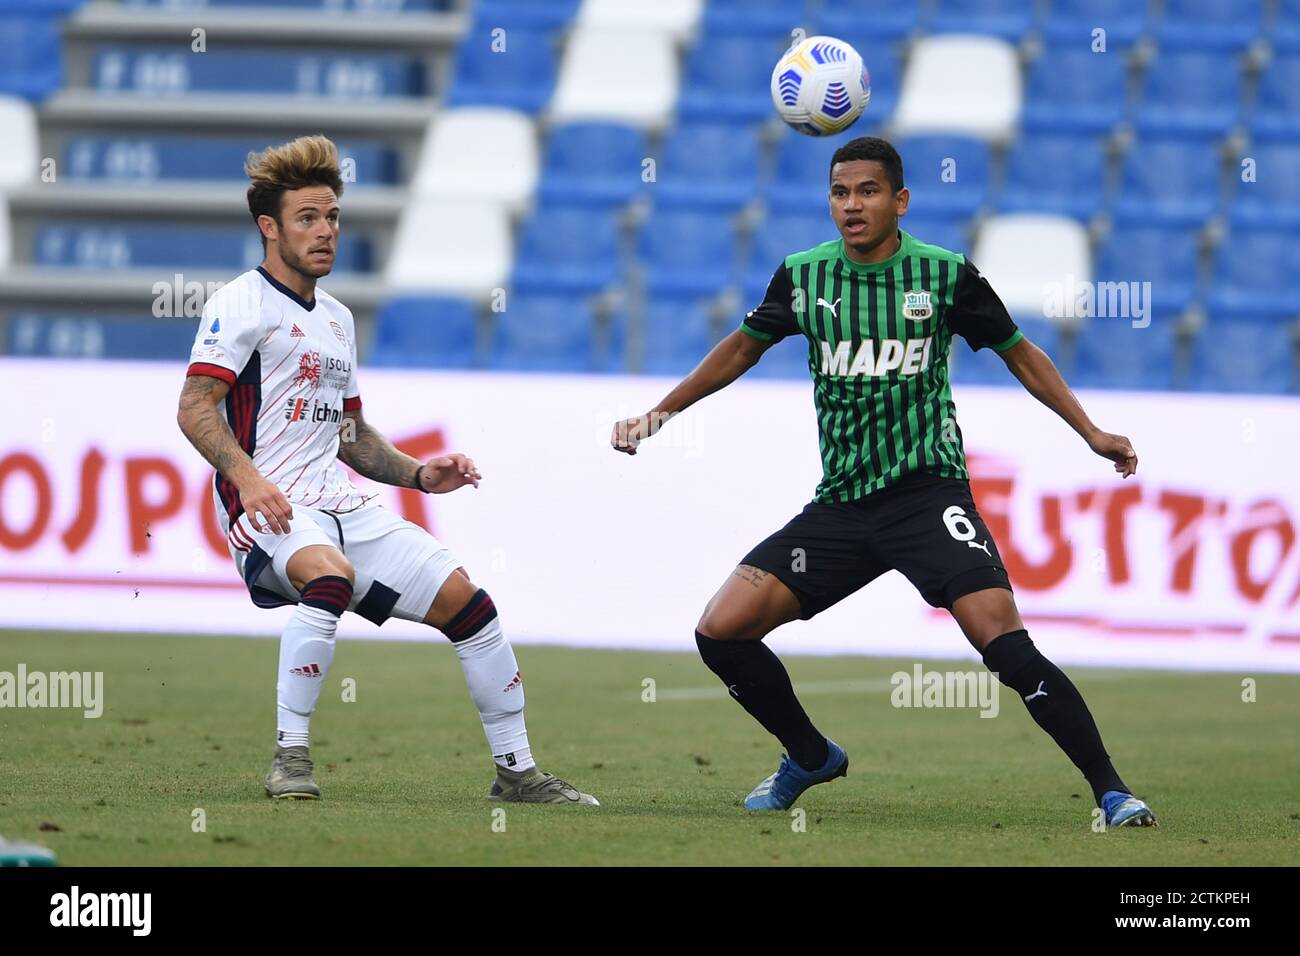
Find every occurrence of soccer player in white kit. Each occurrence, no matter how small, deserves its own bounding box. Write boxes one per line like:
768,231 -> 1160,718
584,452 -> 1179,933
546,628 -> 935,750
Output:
176,135 -> 596,805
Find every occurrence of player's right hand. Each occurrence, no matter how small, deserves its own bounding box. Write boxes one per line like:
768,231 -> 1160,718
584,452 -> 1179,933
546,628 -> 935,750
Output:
611,414 -> 656,455
238,477 -> 294,534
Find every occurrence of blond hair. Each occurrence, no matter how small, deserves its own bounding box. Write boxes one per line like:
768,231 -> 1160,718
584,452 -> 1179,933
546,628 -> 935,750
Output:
245,135 -> 345,246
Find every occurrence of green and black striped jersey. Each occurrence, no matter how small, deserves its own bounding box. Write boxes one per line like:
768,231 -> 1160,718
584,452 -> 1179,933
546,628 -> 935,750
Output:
741,229 -> 1022,504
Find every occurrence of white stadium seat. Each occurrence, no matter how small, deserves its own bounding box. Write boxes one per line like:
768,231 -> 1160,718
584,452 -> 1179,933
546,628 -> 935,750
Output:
0,96 -> 39,189
549,27 -> 679,128
972,213 -> 1091,319
575,0 -> 704,44
384,197 -> 512,298
411,108 -> 539,215
892,35 -> 1022,141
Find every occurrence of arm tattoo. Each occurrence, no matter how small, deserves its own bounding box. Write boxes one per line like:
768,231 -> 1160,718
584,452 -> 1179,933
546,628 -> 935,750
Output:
732,565 -> 771,589
177,376 -> 257,486
336,415 -> 423,488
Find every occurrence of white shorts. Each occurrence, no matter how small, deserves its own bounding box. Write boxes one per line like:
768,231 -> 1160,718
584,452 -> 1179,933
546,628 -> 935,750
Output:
224,501 -> 461,626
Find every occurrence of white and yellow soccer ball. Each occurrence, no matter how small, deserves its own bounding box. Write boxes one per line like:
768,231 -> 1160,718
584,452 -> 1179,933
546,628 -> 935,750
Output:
770,35 -> 870,136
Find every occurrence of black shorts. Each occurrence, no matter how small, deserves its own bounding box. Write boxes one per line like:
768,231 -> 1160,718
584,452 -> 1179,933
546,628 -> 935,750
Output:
740,472 -> 1012,618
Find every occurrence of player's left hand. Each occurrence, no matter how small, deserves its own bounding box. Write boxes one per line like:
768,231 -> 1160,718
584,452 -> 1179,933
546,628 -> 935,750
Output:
419,454 -> 481,493
1088,430 -> 1138,478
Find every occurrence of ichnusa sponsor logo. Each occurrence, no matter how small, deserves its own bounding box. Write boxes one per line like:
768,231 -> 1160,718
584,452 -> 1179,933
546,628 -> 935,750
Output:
49,886 -> 151,936
284,398 -> 342,424
0,665 -> 103,718
820,336 -> 934,377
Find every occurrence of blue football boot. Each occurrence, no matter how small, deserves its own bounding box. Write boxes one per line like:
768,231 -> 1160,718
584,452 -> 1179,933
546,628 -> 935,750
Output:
1102,789 -> 1159,828
744,740 -> 848,811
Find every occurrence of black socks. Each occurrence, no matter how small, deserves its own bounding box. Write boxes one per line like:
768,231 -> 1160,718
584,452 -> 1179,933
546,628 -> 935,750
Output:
695,631 -> 829,771
982,629 -> 1128,804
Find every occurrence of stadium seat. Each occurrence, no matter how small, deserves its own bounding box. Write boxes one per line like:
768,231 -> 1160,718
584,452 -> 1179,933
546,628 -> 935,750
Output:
1094,226 -> 1199,315
0,16 -> 61,100
6,313 -> 197,361
1205,226 -> 1300,314
411,108 -> 538,214
1069,313 -> 1180,391
637,209 -> 737,296
998,133 -> 1107,220
487,293 -> 617,373
1134,51 -> 1241,136
510,202 -> 621,294
1042,0 -> 1147,45
894,135 -> 991,217
892,35 -> 1021,141
701,0 -> 813,35
469,0 -> 578,28
91,47 -> 426,98
576,0 -> 703,43
1021,46 -> 1130,135
1271,0 -> 1300,52
763,130 -> 842,212
1157,0 -> 1263,51
121,0 -> 448,8
0,95 -> 38,188
1112,136 -> 1222,227
745,211 -> 838,290
1188,314 -> 1295,393
62,134 -> 398,184
640,294 -> 724,375
446,25 -> 559,113
972,214 -> 1091,320
927,0 -> 1038,42
1249,54 -> 1300,138
385,198 -> 511,297
549,27 -> 677,128
818,3 -> 921,44
653,122 -> 762,210
35,223 -> 371,272
747,333 -> 812,379
949,317 -> 1062,386
901,217 -> 969,256
1230,139 -> 1300,227
678,32 -> 792,123
369,296 -> 479,369
536,122 -> 648,207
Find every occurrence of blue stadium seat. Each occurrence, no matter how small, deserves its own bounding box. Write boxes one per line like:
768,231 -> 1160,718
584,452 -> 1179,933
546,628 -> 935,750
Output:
894,135 -> 990,217
1021,46 -> 1130,134
1188,314 -> 1295,393
7,313 -> 197,361
637,209 -> 737,297
63,135 -> 398,184
928,0 -> 1038,41
370,296 -> 479,368
488,294 -> 615,373
819,3 -> 921,44
1250,54 -> 1300,138
1094,226 -> 1199,314
640,295 -> 725,375
950,318 -> 1063,386
1111,136 -> 1221,226
901,217 -> 969,256
1229,139 -> 1300,227
1042,0 -> 1148,45
1070,313 -> 1180,391
1206,226 -> 1300,314
35,224 -> 372,272
446,26 -> 557,112
747,334 -> 813,379
701,0 -> 814,35
653,122 -> 762,210
537,123 -> 648,207
0,17 -> 61,100
0,1 -> 86,12
469,0 -> 578,28
91,47 -> 426,98
1157,0 -> 1263,51
1272,0 -> 1300,52
678,33 -> 792,123
510,203 -> 621,294
120,0 -> 447,8
1135,51 -> 1241,135
764,130 -> 839,211
744,211 -> 837,289
998,134 -> 1107,220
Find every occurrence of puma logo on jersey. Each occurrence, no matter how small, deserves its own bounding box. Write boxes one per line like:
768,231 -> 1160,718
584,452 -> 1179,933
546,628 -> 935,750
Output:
968,539 -> 991,556
820,336 -> 934,377
1024,681 -> 1048,702
816,297 -> 841,318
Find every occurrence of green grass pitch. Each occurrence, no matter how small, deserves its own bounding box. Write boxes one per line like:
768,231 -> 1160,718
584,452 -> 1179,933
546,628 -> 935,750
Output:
2,629 -> 1296,866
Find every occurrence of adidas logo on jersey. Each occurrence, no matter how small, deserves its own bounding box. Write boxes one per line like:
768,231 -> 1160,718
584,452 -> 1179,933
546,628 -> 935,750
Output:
820,336 -> 934,377
289,663 -> 322,677
290,324 -> 305,337
503,671 -> 522,693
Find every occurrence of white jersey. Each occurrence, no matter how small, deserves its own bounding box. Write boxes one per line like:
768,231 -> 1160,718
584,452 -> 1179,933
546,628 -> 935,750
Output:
186,266 -> 376,533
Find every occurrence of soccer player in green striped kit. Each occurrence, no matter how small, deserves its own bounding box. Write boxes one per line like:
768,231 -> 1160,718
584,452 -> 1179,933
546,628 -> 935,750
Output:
611,137 -> 1157,827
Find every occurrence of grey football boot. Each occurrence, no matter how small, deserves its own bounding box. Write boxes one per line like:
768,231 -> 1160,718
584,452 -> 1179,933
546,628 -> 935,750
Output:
488,765 -> 599,805
265,745 -> 322,800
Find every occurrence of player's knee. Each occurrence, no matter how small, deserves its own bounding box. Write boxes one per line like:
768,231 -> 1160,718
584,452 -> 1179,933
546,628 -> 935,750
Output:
697,607 -> 764,642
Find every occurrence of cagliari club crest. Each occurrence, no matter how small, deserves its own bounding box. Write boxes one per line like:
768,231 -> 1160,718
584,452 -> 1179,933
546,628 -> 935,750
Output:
903,289 -> 933,321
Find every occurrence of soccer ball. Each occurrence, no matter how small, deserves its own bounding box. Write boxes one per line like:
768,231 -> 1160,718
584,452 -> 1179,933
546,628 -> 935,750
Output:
770,35 -> 870,137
